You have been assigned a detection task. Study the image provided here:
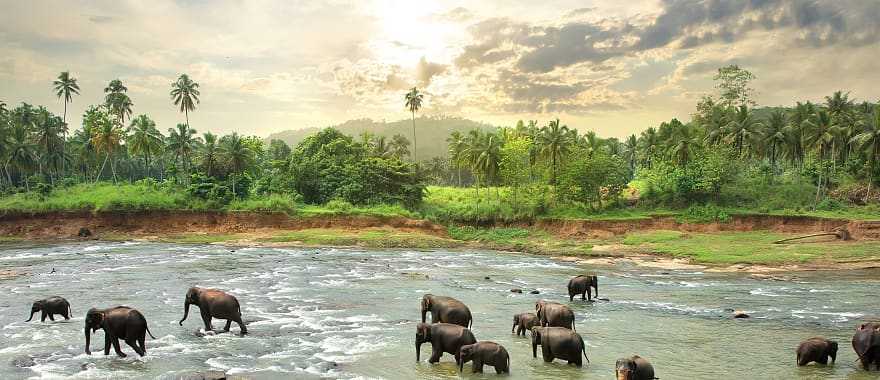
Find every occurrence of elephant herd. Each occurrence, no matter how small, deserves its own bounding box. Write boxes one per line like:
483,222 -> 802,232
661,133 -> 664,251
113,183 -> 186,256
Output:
25,286 -> 245,358
416,275 -> 656,379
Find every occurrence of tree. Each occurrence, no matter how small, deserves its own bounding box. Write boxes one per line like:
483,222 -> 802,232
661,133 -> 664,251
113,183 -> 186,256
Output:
389,134 -> 411,159
499,134 -> 532,208
638,127 -> 659,169
446,131 -> 466,186
53,71 -> 80,128
170,74 -> 200,127
851,110 -> 880,201
804,109 -> 839,162
669,122 -> 701,165
127,115 -> 163,178
268,139 -> 291,162
104,79 -> 132,125
714,65 -> 756,108
763,110 -> 787,171
89,109 -> 124,183
6,121 -> 37,190
220,132 -> 254,197
787,102 -> 815,166
622,134 -> 638,176
166,123 -> 200,184
198,132 -> 220,177
558,150 -> 629,209
33,107 -> 65,180
404,87 -> 423,162
536,118 -> 571,185
724,105 -> 763,157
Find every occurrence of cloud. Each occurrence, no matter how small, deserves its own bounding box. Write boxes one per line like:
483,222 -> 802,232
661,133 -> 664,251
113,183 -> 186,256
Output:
414,57 -> 447,86
432,7 -> 474,23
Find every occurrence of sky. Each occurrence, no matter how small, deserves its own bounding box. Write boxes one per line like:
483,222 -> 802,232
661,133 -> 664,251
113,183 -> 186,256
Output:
1,0 -> 878,138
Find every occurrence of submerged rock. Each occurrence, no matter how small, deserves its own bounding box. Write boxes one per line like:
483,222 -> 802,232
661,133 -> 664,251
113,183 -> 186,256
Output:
11,355 -> 35,368
510,288 -> 523,293
530,290 -> 540,294
484,276 -> 491,280
733,310 -> 750,319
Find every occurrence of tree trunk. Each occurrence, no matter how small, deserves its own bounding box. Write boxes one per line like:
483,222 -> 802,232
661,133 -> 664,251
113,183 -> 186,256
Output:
411,111 -> 417,163
96,154 -> 109,183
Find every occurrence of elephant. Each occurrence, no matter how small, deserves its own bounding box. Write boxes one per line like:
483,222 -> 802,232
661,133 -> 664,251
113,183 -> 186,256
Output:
796,337 -> 837,366
853,322 -> 880,370
535,300 -> 576,331
26,296 -> 71,322
616,355 -> 656,380
568,275 -> 599,302
531,326 -> 589,367
415,322 -> 477,365
421,294 -> 472,328
459,341 -> 510,374
512,312 -> 539,337
179,287 -> 247,335
84,306 -> 155,357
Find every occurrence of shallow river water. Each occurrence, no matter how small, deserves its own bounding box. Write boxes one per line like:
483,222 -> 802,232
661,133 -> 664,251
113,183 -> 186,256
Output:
1,241 -> 879,379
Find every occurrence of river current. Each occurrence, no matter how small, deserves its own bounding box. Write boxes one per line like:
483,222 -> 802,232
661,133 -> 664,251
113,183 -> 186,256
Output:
0,241 -> 878,379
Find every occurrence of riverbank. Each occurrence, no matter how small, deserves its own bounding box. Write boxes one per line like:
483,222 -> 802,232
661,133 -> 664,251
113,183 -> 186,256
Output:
0,211 -> 877,272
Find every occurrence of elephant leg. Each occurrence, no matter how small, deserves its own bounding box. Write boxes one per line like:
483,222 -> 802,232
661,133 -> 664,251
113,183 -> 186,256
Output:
581,290 -> 586,301
40,312 -> 47,322
200,309 -> 214,331
569,293 -> 574,302
103,334 -> 112,355
587,288 -> 592,301
223,320 -> 232,332
428,343 -> 441,363
111,336 -> 126,357
63,310 -> 70,320
542,346 -> 553,362
138,335 -> 146,355
125,338 -> 144,357
48,313 -> 56,321
472,359 -> 483,373
234,316 -> 248,335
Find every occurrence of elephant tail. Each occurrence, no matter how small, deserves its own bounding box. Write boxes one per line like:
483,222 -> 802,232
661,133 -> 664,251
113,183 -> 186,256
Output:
68,303 -> 72,318
580,335 -> 590,363
145,325 -> 156,339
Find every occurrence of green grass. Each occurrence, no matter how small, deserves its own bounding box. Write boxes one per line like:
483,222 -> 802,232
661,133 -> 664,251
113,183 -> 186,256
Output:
262,228 -> 459,248
0,183 -> 190,213
227,195 -> 299,214
621,230 -> 880,265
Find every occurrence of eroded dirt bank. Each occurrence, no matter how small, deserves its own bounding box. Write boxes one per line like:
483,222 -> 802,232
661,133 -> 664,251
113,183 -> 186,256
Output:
0,211 -> 877,240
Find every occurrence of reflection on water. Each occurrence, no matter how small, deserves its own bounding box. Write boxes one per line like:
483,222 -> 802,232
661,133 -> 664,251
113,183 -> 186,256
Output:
1,242 -> 878,379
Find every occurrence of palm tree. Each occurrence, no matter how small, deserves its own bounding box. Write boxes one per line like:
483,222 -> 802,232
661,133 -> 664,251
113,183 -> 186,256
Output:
104,79 -> 133,125
6,122 -> 37,190
369,135 -> 392,158
638,127 -> 659,169
825,91 -> 856,161
220,132 -> 253,197
404,87 -> 424,162
199,132 -> 220,177
33,107 -> 65,180
447,131 -> 465,186
53,71 -> 80,127
170,74 -> 200,127
166,123 -> 200,183
581,130 -> 602,157
787,102 -> 815,166
851,110 -> 880,201
127,115 -> 163,178
389,134 -> 411,159
90,111 -> 124,183
804,109 -> 839,161
725,105 -> 763,157
623,134 -> 637,175
536,118 -> 571,185
669,123 -> 700,165
763,110 -> 788,171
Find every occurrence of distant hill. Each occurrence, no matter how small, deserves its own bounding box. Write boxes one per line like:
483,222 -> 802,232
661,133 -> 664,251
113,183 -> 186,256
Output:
264,116 -> 497,159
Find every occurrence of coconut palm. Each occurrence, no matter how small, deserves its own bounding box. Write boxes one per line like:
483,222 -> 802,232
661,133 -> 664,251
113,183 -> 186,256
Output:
170,74 -> 200,127
804,109 -> 839,161
825,91 -> 857,160
5,122 -> 37,190
404,87 -> 423,161
763,110 -> 788,171
536,118 -> 571,185
53,71 -> 80,127
851,110 -> 880,201
447,131 -> 465,186
127,115 -> 163,178
622,134 -> 638,175
787,102 -> 815,166
104,79 -> 133,125
89,111 -> 124,183
725,105 -> 763,157
389,134 -> 411,159
638,127 -> 659,169
33,107 -> 66,180
220,132 -> 253,197
669,123 -> 700,165
369,135 -> 392,158
198,132 -> 220,177
166,123 -> 200,183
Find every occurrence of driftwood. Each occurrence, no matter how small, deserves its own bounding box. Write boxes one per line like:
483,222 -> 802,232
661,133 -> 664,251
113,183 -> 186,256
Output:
773,229 -> 850,244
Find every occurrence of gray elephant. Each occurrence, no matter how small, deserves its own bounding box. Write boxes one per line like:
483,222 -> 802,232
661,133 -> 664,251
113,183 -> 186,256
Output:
796,337 -> 837,366
853,322 -> 880,370
416,322 -> 477,365
568,275 -> 598,301
531,326 -> 589,366
535,300 -> 576,331
459,341 -> 510,374
26,296 -> 71,322
616,355 -> 656,380
84,306 -> 156,357
421,294 -> 472,328
179,287 -> 247,335
512,312 -> 539,337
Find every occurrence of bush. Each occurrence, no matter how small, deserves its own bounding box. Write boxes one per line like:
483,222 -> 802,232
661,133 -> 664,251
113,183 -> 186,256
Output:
677,204 -> 731,224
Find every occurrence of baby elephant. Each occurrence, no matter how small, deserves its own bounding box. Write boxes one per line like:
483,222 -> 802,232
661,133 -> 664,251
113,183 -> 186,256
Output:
26,296 -> 71,322
512,312 -> 539,337
796,337 -> 837,366
179,287 -> 247,335
85,306 -> 156,357
616,355 -> 657,380
459,341 -> 510,374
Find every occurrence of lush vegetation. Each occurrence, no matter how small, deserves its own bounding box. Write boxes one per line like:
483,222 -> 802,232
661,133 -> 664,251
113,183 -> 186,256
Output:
0,65 -> 878,225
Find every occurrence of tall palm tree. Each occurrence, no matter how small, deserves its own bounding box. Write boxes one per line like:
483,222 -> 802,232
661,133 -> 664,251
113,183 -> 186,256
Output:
170,74 -> 200,127
787,101 -> 815,166
447,131 -> 465,186
220,132 -> 254,197
638,127 -> 659,169
199,132 -> 219,177
623,134 -> 638,175
33,107 -> 65,180
127,115 -> 163,178
53,71 -> 80,127
536,118 -> 571,185
763,110 -> 788,171
90,111 -> 124,183
825,91 -> 856,161
166,123 -> 200,183
581,130 -> 602,157
725,105 -> 763,157
851,110 -> 880,201
389,134 -> 411,159
669,123 -> 700,165
104,79 -> 133,125
804,109 -> 839,162
404,87 -> 423,162
5,122 -> 37,190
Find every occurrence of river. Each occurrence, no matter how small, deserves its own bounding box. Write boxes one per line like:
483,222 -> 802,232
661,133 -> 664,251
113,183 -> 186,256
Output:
0,241 -> 878,379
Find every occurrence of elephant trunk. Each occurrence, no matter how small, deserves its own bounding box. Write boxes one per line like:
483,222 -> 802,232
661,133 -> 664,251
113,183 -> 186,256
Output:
179,301 -> 191,325
25,310 -> 36,322
459,358 -> 464,372
532,340 -> 538,358
416,341 -> 421,361
84,326 -> 92,355
594,281 -> 599,298
420,308 -> 427,324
